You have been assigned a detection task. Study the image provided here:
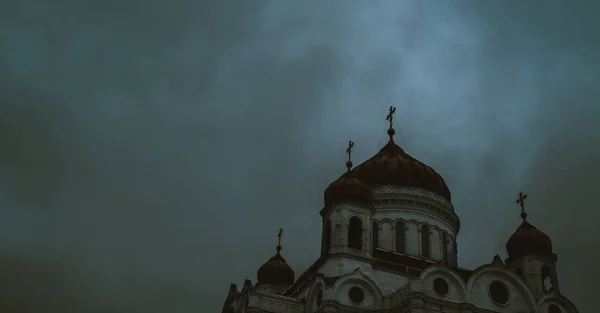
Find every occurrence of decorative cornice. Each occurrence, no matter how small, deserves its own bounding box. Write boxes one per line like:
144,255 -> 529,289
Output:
373,186 -> 453,209
320,200 -> 376,217
373,197 -> 460,233
254,290 -> 301,303
505,252 -> 558,266
316,291 -> 486,312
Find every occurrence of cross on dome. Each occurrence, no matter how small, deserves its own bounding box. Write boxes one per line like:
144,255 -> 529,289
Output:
516,192 -> 528,220
346,140 -> 354,171
386,106 -> 397,140
277,228 -> 283,253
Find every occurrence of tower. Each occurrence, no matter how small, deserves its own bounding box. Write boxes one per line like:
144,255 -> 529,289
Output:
349,106 -> 459,266
321,140 -> 375,258
506,192 -> 560,296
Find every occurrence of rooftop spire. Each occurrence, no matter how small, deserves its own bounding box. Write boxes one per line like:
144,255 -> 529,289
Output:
386,106 -> 397,141
516,192 -> 528,220
276,228 -> 283,253
345,140 -> 354,172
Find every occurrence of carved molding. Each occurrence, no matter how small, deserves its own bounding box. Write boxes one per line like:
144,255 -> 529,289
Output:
371,189 -> 460,233
373,186 -> 453,209
255,290 -> 300,303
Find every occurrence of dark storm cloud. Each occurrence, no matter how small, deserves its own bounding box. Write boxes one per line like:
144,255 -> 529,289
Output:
446,3 -> 600,312
0,1 -> 598,312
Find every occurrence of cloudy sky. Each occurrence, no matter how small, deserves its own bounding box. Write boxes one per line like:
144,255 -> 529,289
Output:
1,1 -> 598,312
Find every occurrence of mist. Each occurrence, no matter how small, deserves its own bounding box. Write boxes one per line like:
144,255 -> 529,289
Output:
1,1 -> 598,312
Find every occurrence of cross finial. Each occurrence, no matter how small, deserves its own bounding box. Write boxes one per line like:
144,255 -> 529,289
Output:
386,106 -> 397,140
345,140 -> 354,171
276,228 -> 283,253
386,106 -> 396,128
516,192 -> 528,220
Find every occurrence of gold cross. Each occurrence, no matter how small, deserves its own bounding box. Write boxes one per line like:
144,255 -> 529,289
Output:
346,141 -> 354,163
277,228 -> 283,247
386,106 -> 396,129
516,192 -> 527,214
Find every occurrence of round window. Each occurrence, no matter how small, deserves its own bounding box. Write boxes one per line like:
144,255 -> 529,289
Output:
348,286 -> 364,304
316,290 -> 323,306
433,278 -> 449,296
489,280 -> 509,305
549,304 -> 561,313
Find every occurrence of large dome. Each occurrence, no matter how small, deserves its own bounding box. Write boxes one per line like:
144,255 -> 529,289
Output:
506,213 -> 553,260
352,129 -> 451,202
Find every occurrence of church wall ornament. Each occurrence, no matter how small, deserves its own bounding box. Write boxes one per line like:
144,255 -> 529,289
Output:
372,186 -> 454,209
373,198 -> 459,233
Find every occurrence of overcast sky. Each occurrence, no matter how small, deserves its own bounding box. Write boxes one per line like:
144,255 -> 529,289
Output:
1,1 -> 598,312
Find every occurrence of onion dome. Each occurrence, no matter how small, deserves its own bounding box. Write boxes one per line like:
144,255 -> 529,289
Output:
506,212 -> 553,260
324,140 -> 373,206
324,171 -> 372,206
257,231 -> 295,287
352,128 -> 451,201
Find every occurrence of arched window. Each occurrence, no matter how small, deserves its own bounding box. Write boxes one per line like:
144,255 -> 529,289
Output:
321,219 -> 332,255
372,221 -> 379,252
421,224 -> 431,258
348,217 -> 363,250
541,265 -> 553,292
395,221 -> 406,253
441,232 -> 448,263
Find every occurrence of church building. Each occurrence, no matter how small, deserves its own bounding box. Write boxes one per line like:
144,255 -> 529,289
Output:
221,108 -> 578,313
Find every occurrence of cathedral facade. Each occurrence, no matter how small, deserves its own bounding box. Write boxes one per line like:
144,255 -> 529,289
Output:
221,110 -> 578,313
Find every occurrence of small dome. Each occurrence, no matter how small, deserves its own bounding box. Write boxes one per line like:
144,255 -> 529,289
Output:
352,136 -> 451,202
256,252 -> 295,287
506,216 -> 553,259
324,172 -> 373,206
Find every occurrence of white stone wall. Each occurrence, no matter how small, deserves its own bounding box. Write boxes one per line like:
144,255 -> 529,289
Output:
507,256 -> 560,297
379,221 -> 393,250
374,210 -> 456,236
324,203 -> 374,254
370,187 -> 459,263
467,266 -> 535,313
406,222 -> 419,255
318,257 -> 410,296
237,262 -> 576,313
431,227 -> 442,260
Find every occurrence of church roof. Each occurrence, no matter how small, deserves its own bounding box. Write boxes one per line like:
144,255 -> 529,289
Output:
506,212 -> 554,260
256,251 -> 295,287
323,171 -> 372,207
283,248 -> 474,297
351,128 -> 451,202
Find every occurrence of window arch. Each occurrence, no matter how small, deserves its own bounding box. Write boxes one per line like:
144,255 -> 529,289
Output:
421,224 -> 431,258
372,221 -> 379,252
442,232 -> 448,263
348,216 -> 363,250
321,219 -> 332,255
541,265 -> 553,292
395,221 -> 406,253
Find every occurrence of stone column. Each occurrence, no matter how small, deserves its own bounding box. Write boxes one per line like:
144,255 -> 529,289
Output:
391,224 -> 396,251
